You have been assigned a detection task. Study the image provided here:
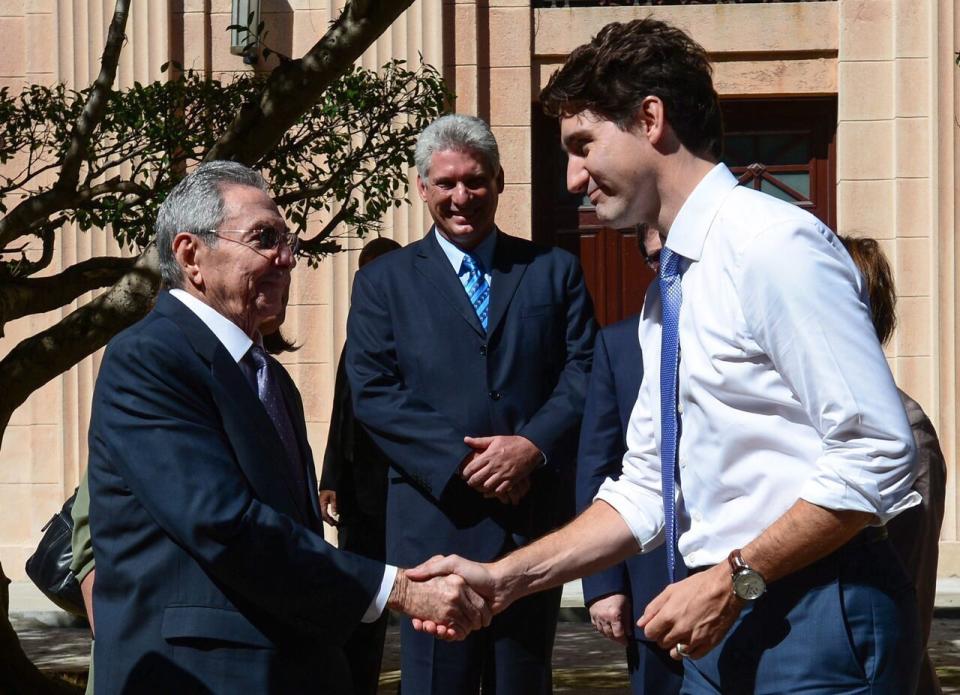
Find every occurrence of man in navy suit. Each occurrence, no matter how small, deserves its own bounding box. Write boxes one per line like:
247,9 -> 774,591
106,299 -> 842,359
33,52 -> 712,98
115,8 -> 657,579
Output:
346,114 -> 596,694
87,161 -> 489,694
577,226 -> 682,694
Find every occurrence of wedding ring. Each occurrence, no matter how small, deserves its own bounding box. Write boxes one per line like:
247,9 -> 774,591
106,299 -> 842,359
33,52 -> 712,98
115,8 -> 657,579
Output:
675,643 -> 689,657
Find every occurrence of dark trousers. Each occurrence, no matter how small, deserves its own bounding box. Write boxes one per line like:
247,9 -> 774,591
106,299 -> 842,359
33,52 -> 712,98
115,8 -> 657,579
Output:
339,513 -> 387,695
682,535 -> 920,695
400,586 -> 562,695
628,638 -> 684,695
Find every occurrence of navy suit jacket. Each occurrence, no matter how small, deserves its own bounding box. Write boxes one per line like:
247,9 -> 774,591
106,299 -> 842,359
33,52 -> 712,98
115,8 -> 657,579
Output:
88,292 -> 384,694
319,351 -> 390,521
576,315 -> 671,641
346,229 -> 596,566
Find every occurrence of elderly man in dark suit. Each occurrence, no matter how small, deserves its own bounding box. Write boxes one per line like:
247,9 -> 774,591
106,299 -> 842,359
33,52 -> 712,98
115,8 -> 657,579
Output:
346,114 -> 596,694
87,161 -> 489,694
577,226 -> 682,695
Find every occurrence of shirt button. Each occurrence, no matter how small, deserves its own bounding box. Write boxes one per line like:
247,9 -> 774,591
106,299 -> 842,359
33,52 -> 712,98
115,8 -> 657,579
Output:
488,390 -> 502,401
678,458 -> 686,470
692,510 -> 702,523
677,402 -> 684,415
479,344 -> 487,357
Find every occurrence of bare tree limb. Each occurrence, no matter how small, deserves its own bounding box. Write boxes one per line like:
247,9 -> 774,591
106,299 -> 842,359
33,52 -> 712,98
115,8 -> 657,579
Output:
0,254 -> 138,334
0,0 -> 130,249
205,0 -> 415,165
0,246 -> 160,445
57,0 -> 129,191
300,205 -> 353,254
2,224 -> 56,279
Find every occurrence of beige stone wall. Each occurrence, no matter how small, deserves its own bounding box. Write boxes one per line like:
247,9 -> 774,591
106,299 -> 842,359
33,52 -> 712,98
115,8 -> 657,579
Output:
1,0 -> 957,579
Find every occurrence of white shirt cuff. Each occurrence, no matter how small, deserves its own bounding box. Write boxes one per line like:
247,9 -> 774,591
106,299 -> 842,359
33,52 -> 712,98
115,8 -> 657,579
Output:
362,564 -> 398,623
594,477 -> 665,553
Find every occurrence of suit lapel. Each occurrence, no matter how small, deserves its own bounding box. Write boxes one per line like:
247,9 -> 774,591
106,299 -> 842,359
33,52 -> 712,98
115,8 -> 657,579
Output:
156,293 -> 310,525
276,368 -> 324,530
487,231 -> 530,336
414,229 -> 486,337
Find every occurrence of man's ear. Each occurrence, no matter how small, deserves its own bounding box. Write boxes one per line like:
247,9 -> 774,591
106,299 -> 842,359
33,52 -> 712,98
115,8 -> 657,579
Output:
416,174 -> 429,202
635,95 -> 666,147
172,232 -> 203,288
496,167 -> 505,194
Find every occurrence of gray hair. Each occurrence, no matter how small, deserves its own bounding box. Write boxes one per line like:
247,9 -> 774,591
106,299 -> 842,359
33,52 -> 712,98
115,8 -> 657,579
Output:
414,114 -> 501,182
155,161 -> 269,288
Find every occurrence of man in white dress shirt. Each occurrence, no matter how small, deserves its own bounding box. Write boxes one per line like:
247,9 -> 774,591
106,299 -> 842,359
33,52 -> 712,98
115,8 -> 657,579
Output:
409,19 -> 921,694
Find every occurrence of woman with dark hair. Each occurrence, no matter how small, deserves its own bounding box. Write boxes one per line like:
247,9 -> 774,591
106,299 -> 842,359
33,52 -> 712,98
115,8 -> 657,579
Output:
840,234 -> 945,695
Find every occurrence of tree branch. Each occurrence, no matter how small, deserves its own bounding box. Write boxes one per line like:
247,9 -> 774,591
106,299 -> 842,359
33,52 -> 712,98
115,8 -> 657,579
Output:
0,246 -> 160,445
0,0 -> 130,250
300,205 -> 353,254
205,0 -> 415,164
2,223 -> 57,279
58,0 -> 129,191
0,254 -> 138,334
274,181 -> 336,207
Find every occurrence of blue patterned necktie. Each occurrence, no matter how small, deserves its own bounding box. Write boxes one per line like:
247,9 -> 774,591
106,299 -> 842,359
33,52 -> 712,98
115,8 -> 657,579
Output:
461,253 -> 490,331
246,345 -> 307,500
659,247 -> 684,582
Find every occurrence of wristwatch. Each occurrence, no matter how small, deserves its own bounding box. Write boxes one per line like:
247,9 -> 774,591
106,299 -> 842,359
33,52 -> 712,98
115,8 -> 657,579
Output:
727,549 -> 766,600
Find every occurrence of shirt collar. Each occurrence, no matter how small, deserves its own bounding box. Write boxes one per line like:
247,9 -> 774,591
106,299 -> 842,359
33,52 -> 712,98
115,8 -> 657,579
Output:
434,226 -> 498,274
169,288 -> 254,363
665,163 -> 739,262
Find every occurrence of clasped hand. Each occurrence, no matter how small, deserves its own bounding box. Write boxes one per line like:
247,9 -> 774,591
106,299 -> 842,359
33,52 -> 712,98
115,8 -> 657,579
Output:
389,567 -> 493,642
461,435 -> 541,504
403,554 -> 511,637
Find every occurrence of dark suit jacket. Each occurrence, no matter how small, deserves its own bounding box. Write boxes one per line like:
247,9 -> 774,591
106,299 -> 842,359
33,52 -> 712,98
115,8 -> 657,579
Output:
319,351 -> 390,521
346,229 -> 596,567
576,315 -> 671,640
887,390 -> 947,652
87,292 -> 384,694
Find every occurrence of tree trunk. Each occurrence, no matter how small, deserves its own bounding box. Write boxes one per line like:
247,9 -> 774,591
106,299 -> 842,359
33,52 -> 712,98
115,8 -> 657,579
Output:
0,562 -> 82,695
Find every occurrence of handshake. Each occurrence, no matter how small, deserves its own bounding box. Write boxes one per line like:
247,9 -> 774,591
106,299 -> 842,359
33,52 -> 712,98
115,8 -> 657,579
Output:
386,554 -> 515,641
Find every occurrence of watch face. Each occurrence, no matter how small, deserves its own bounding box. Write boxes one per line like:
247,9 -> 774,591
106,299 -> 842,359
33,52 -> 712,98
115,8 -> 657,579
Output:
733,571 -> 766,600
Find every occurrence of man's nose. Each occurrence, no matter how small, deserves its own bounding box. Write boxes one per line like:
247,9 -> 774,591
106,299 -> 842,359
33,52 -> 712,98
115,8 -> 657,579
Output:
276,243 -> 297,269
451,183 -> 471,206
566,158 -> 588,194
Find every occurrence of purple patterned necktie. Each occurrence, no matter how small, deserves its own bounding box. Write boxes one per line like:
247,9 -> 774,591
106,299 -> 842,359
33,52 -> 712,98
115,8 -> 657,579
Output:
659,247 -> 684,582
246,345 -> 307,501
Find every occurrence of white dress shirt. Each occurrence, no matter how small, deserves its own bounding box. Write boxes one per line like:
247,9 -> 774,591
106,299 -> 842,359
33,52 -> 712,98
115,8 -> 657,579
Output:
169,289 -> 395,621
596,164 -> 919,569
434,225 -> 497,289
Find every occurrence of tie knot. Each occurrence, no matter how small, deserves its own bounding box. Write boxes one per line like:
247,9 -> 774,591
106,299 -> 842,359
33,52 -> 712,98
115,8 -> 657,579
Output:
461,253 -> 483,276
247,344 -> 268,370
659,247 -> 683,279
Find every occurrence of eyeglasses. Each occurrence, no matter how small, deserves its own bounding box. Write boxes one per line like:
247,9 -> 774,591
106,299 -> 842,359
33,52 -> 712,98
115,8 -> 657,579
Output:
209,227 -> 301,257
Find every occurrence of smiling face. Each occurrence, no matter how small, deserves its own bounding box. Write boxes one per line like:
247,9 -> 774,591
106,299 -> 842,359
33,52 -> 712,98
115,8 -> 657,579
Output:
560,110 -> 659,230
417,147 -> 503,250
193,184 -> 295,337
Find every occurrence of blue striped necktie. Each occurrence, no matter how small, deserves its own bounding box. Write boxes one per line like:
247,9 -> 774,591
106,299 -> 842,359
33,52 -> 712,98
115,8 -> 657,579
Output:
658,247 -> 684,582
461,253 -> 490,331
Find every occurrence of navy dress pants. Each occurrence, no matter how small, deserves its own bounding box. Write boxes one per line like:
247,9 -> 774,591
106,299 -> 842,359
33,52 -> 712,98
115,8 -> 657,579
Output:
628,637 -> 684,694
682,534 -> 920,695
400,585 -> 562,695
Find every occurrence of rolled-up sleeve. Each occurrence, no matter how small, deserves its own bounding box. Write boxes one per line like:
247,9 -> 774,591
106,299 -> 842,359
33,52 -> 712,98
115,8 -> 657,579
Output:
737,221 -> 919,523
